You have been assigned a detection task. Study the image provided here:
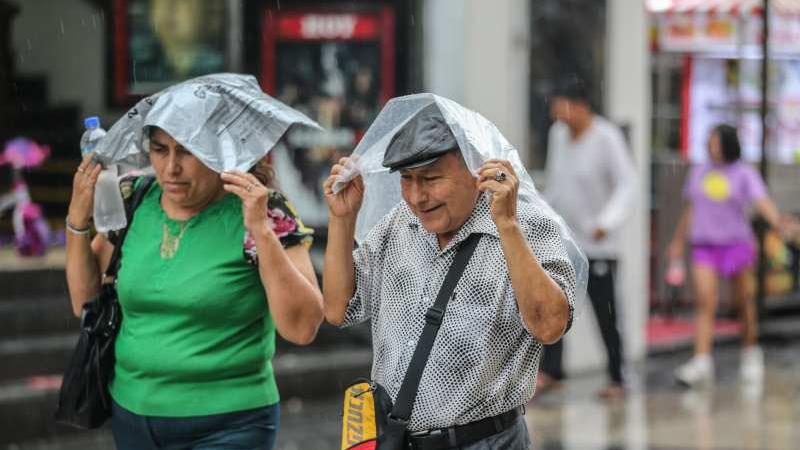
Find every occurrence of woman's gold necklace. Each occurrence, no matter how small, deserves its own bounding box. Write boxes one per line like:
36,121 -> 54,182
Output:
160,222 -> 189,259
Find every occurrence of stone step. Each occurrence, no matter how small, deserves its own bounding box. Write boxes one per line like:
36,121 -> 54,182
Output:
0,347 -> 371,446
0,377 -> 86,446
0,298 -> 77,339
0,334 -> 76,382
0,269 -> 67,302
2,431 -> 114,450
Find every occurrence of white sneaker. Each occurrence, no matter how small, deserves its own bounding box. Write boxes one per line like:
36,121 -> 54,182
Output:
740,346 -> 764,383
675,354 -> 714,388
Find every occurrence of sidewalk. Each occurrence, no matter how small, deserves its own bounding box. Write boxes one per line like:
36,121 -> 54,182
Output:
6,337 -> 799,450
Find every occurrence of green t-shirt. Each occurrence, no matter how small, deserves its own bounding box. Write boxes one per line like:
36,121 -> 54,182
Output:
111,180 -> 312,417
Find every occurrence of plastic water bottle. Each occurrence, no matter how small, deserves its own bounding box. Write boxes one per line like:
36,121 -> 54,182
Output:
81,116 -> 127,233
80,116 -> 106,156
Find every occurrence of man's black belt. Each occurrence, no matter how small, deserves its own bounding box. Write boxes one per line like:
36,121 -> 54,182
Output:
407,406 -> 524,450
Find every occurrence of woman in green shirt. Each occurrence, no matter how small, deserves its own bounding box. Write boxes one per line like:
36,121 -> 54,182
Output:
65,127 -> 324,450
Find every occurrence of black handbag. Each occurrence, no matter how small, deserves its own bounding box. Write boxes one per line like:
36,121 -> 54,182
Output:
340,233 -> 482,450
54,176 -> 154,429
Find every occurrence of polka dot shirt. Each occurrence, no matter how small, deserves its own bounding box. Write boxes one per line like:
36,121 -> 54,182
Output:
342,192 -> 576,431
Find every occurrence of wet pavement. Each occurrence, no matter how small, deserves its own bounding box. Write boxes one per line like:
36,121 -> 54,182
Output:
3,337 -> 798,450
527,340 -> 800,450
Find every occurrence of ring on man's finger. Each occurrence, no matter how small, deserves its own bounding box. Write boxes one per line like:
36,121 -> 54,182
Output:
246,184 -> 254,192
77,168 -> 85,173
494,170 -> 507,183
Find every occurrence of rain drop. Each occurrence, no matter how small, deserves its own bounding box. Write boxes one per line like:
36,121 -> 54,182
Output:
59,18 -> 65,35
286,397 -> 303,413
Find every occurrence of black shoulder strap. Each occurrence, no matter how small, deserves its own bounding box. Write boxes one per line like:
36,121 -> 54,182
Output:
103,176 -> 155,278
390,232 -> 482,423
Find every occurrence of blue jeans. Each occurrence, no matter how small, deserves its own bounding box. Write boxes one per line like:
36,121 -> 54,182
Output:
111,400 -> 279,450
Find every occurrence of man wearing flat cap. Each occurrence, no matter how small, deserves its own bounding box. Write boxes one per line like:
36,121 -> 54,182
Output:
323,100 -> 577,449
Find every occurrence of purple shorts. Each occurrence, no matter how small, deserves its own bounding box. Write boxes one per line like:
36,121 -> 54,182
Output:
691,241 -> 757,278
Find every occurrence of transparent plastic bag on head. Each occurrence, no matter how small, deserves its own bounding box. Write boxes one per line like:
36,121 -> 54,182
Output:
94,73 -> 321,173
333,93 -> 589,313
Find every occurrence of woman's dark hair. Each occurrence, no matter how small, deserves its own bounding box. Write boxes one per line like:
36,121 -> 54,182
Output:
250,156 -> 277,189
713,124 -> 741,163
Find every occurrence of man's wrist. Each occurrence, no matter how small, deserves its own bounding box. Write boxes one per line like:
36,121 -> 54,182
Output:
495,218 -> 520,236
329,214 -> 358,228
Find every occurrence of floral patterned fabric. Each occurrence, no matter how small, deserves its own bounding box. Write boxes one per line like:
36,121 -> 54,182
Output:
242,189 -> 314,266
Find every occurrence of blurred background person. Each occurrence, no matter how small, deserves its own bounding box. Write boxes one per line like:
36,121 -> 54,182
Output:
540,77 -> 637,399
668,124 -> 794,388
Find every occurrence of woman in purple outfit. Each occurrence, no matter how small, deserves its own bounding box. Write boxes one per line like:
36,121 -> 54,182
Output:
668,124 -> 794,388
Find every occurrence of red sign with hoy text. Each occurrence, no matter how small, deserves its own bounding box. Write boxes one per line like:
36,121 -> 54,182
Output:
276,13 -> 381,40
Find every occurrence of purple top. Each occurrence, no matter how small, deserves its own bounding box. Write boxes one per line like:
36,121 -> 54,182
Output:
683,161 -> 768,245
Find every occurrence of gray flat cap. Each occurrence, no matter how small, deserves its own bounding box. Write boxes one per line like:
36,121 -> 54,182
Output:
382,104 -> 459,172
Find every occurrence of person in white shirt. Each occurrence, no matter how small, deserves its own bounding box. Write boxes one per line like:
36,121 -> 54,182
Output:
540,78 -> 637,399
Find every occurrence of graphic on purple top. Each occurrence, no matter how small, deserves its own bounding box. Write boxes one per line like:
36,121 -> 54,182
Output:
683,161 -> 768,245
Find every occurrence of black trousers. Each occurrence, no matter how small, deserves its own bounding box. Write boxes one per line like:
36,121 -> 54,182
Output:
540,259 -> 624,384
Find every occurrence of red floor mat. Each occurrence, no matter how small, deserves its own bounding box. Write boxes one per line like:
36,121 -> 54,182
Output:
647,316 -> 741,347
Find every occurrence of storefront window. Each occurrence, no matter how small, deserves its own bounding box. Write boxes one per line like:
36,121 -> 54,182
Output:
114,0 -> 228,103
651,52 -> 683,156
260,8 -> 395,228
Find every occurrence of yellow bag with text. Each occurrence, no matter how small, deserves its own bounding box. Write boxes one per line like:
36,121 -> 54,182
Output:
341,381 -> 379,450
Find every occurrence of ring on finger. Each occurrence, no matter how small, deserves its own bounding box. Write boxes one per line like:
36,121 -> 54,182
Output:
246,184 -> 254,192
494,170 -> 507,183
77,168 -> 85,173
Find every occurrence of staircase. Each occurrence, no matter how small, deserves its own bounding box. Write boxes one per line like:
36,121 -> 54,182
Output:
0,250 -> 371,447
